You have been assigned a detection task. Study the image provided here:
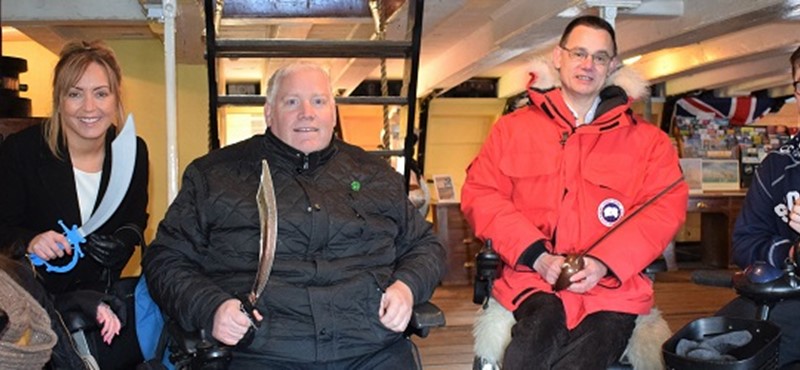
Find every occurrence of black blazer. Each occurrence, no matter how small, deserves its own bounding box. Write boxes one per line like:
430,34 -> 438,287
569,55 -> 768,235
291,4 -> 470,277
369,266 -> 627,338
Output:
0,124 -> 149,293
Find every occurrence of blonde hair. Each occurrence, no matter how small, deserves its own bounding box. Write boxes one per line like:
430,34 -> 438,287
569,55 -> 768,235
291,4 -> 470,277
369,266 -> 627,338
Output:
45,40 -> 125,159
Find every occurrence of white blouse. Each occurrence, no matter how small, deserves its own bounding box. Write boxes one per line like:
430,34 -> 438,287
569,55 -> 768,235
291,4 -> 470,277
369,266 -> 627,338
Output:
73,168 -> 102,224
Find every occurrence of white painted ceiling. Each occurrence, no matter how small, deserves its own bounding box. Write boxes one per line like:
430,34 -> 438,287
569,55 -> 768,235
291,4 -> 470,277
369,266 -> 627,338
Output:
3,0 -> 800,100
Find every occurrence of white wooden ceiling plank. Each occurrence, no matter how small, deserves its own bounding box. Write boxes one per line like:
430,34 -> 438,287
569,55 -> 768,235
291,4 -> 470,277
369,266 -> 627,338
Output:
664,54 -> 790,95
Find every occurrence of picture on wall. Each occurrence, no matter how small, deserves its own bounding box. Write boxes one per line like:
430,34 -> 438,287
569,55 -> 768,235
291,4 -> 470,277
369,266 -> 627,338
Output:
679,158 -> 703,194
702,159 -> 740,191
433,174 -> 457,203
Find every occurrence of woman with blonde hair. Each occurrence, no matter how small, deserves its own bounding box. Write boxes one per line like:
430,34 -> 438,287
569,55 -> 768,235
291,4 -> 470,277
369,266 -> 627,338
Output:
0,40 -> 149,369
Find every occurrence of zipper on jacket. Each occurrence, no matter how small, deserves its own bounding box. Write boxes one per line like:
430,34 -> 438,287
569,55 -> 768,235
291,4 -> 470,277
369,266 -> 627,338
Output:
303,155 -> 310,170
560,131 -> 569,146
544,94 -> 574,128
54,309 -> 90,369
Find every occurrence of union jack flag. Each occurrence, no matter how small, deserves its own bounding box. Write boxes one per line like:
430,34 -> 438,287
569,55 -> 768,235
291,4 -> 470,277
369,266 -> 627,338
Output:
673,93 -> 778,126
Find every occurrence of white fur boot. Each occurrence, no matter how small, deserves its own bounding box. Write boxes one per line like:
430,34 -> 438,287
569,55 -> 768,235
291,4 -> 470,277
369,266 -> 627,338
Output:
472,298 -> 671,370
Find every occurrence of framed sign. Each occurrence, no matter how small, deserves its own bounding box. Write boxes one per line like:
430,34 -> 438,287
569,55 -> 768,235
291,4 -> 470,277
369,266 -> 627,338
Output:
702,159 -> 740,191
433,174 -> 457,203
226,82 -> 260,95
679,158 -> 702,194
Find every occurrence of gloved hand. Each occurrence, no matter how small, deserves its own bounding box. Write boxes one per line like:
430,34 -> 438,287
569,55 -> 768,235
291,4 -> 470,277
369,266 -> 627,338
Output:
85,233 -> 135,270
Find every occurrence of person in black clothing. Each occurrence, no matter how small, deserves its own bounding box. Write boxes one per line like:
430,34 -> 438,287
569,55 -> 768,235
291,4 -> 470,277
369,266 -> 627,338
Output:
143,61 -> 445,369
0,40 -> 149,369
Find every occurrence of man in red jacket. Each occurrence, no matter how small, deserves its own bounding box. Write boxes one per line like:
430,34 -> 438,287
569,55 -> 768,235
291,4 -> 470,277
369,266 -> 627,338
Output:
461,15 -> 688,369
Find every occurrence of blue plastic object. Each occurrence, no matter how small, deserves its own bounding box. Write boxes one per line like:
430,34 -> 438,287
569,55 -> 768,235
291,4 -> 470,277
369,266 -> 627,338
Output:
743,261 -> 784,284
29,220 -> 86,273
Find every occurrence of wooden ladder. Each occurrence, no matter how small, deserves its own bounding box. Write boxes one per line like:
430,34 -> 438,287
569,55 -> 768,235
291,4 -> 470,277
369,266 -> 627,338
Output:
202,0 -> 426,189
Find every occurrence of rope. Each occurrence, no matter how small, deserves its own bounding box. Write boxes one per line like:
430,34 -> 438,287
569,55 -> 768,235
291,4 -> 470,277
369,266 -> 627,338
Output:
370,0 -> 391,150
213,0 -> 225,34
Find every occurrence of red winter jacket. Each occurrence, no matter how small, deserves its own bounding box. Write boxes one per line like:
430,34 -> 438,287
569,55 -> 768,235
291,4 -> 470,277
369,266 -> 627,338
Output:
461,63 -> 688,329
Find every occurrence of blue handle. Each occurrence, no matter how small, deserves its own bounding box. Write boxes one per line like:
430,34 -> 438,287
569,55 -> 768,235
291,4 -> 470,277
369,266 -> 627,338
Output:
744,261 -> 785,284
29,220 -> 86,273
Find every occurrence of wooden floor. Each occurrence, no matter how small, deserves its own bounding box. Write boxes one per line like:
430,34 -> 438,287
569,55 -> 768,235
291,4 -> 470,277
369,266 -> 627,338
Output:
412,269 -> 739,370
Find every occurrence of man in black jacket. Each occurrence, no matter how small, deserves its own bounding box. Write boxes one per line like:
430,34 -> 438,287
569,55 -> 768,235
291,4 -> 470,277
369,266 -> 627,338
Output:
143,61 -> 446,368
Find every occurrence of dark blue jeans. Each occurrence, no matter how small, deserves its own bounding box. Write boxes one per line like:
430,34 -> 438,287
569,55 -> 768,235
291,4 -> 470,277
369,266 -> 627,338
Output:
503,292 -> 636,370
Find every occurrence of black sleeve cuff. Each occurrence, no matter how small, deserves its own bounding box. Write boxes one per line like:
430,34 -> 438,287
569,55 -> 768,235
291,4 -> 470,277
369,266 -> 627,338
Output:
517,240 -> 548,267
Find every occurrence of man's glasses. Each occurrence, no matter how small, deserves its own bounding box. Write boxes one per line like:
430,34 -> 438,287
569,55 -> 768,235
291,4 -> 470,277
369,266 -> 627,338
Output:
559,45 -> 614,67
794,80 -> 800,94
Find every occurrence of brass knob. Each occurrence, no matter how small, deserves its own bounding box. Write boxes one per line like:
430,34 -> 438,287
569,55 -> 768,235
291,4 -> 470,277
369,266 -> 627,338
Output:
696,201 -> 707,209
464,261 -> 475,269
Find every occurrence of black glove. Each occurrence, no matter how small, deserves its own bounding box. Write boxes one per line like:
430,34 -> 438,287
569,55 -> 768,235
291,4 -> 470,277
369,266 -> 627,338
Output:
85,233 -> 135,270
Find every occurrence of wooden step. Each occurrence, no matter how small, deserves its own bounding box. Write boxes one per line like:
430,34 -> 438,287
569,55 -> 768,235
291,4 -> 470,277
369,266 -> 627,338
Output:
217,95 -> 408,106
214,39 -> 412,58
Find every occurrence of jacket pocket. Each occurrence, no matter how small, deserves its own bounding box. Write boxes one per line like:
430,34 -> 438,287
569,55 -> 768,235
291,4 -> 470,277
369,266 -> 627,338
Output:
499,151 -> 562,214
331,274 -> 397,347
499,150 -> 560,178
583,153 -> 637,197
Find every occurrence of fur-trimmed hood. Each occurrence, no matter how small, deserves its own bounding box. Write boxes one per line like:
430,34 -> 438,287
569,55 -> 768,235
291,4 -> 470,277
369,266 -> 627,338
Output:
526,56 -> 650,101
513,57 -> 651,131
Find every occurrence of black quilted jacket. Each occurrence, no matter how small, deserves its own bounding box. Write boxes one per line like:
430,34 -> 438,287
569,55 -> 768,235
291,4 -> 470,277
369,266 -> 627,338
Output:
143,130 -> 446,362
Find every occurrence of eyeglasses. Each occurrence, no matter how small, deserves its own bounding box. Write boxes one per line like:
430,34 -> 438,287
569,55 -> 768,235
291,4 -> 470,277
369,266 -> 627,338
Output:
794,80 -> 800,94
559,45 -> 614,67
